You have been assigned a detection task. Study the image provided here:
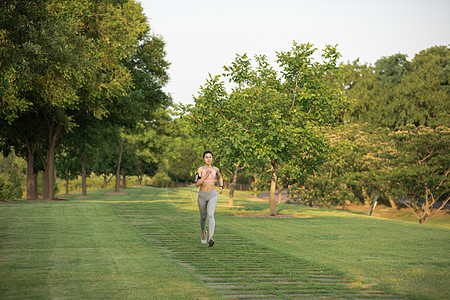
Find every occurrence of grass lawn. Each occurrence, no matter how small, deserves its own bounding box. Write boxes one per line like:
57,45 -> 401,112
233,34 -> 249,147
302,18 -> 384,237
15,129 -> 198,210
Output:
1,186 -> 449,299
0,190 -> 221,299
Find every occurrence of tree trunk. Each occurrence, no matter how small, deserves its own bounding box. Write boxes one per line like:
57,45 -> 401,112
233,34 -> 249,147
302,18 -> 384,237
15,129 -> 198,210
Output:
115,139 -> 123,192
46,144 -> 56,199
361,186 -> 370,207
33,173 -> 38,199
406,188 -> 450,224
228,162 -> 243,206
388,195 -> 398,210
277,182 -> 283,204
26,146 -> 36,200
228,184 -> 235,206
103,173 -> 114,190
122,174 -> 127,189
252,173 -> 259,199
103,174 -> 108,190
81,156 -> 87,196
42,168 -> 49,200
65,177 -> 69,195
138,176 -> 142,186
269,159 -> 278,216
42,122 -> 62,200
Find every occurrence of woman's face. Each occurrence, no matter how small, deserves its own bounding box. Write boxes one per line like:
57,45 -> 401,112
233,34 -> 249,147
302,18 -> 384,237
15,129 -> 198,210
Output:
203,153 -> 213,165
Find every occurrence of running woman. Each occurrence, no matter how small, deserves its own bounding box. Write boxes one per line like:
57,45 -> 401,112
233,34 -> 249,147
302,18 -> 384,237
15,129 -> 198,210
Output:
194,151 -> 223,247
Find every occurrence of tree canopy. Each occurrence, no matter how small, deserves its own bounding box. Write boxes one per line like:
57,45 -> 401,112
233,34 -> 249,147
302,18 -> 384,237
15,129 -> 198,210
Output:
344,46 -> 449,129
0,0 -> 170,199
187,42 -> 349,215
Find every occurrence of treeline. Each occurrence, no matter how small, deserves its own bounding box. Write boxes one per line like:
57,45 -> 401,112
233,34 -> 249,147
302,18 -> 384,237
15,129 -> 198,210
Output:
183,43 -> 449,224
292,48 -> 449,224
0,0 -> 171,199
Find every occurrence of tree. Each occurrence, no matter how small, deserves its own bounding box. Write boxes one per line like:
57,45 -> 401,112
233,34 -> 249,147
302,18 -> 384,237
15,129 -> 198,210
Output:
396,46 -> 450,128
57,113 -> 111,196
389,125 -> 449,224
291,123 -> 398,209
55,147 -> 80,195
162,115 -> 206,186
167,145 -> 197,184
108,32 -> 171,192
344,54 -> 410,128
329,46 -> 449,218
118,108 -> 172,189
188,42 -> 349,215
179,102 -> 247,206
344,46 -> 449,129
90,129 -> 119,191
0,0 -> 150,199
0,111 -> 46,199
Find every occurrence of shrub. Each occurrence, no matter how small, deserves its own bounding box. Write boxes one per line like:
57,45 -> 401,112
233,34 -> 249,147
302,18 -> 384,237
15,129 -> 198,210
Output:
151,172 -> 171,187
0,176 -> 22,200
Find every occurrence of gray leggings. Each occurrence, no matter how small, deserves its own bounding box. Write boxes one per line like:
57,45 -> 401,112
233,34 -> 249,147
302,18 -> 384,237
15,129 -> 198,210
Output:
197,189 -> 218,236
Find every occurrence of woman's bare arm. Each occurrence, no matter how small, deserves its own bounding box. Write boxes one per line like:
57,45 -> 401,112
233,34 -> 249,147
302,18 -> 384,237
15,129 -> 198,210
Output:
216,167 -> 224,193
194,167 -> 212,187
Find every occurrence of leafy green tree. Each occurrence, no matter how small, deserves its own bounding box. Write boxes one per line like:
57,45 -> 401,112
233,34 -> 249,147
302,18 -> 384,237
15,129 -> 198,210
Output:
167,144 -> 197,183
290,126 -> 354,208
291,123 -> 397,208
337,59 -> 376,123
1,0 -> 88,199
108,32 -> 171,192
120,109 -> 172,187
188,42 -> 349,215
396,46 -> 450,128
0,0 -> 149,199
179,102 -> 247,206
56,114 -> 110,196
163,116 -> 206,185
90,130 -> 120,190
55,147 -> 80,195
344,54 -> 409,128
344,46 -> 449,129
0,178 -> 6,200
150,170 -> 171,187
389,125 -> 449,224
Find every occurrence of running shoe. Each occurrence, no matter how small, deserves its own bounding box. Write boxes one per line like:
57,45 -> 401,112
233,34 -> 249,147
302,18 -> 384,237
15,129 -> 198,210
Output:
208,237 -> 214,247
201,231 -> 207,244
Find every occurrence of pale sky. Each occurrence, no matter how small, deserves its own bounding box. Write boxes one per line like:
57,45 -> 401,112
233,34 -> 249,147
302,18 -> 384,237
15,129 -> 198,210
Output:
139,0 -> 450,105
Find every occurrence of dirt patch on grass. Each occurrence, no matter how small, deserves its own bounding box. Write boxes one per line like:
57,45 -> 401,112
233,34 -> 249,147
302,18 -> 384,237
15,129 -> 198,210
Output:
245,197 -> 268,202
105,192 -> 128,196
75,196 -> 93,199
232,213 -> 313,218
47,198 -> 68,201
0,198 -> 68,202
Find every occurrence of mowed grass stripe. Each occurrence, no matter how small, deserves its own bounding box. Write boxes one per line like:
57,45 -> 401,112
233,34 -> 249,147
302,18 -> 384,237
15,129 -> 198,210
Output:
115,200 -> 405,299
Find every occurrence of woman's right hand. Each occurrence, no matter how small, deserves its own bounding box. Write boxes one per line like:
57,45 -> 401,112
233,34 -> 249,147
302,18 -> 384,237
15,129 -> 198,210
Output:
204,169 -> 212,177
